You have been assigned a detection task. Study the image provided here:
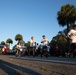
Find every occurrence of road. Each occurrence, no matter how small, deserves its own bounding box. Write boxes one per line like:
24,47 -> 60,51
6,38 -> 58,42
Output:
0,55 -> 76,75
8,55 -> 76,66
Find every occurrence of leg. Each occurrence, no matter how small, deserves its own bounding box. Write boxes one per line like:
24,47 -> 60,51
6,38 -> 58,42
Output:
73,43 -> 76,57
33,48 -> 35,57
45,46 -> 48,57
40,49 -> 43,57
41,46 -> 45,57
15,49 -> 18,57
28,49 -> 30,56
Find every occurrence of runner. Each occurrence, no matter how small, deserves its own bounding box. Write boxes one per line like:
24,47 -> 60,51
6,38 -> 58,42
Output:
41,35 -> 49,57
30,36 -> 36,57
2,44 -> 8,55
67,25 -> 76,57
16,42 -> 22,57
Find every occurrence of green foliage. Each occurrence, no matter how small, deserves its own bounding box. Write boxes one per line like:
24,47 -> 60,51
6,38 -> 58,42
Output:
6,38 -> 13,44
1,41 -> 5,45
15,34 -> 23,42
20,40 -> 25,46
51,31 -> 68,55
6,38 -> 13,49
57,4 -> 76,32
57,4 -> 76,53
25,41 -> 30,49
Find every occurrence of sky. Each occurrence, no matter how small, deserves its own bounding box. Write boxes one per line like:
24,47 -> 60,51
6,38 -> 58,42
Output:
0,0 -> 76,48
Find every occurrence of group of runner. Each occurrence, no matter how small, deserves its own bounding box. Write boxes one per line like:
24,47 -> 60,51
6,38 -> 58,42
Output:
15,24 -> 76,57
15,35 -> 50,57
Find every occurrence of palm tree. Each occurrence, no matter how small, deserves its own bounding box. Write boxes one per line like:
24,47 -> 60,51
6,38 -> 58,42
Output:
15,34 -> 23,42
57,4 -> 76,51
6,38 -> 13,49
1,41 -> 5,45
57,4 -> 76,32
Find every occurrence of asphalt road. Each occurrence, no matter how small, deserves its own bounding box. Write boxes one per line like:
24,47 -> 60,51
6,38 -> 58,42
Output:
8,55 -> 76,66
0,55 -> 76,75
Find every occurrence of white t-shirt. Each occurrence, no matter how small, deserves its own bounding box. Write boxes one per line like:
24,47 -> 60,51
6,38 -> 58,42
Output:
2,48 -> 4,52
36,44 -> 39,50
30,40 -> 35,46
68,29 -> 76,43
16,45 -> 22,51
41,38 -> 49,46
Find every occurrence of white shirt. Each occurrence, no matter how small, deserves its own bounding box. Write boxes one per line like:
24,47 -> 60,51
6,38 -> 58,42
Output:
16,45 -> 22,51
41,38 -> 49,46
36,44 -> 39,50
2,48 -> 4,52
30,40 -> 35,46
68,29 -> 76,43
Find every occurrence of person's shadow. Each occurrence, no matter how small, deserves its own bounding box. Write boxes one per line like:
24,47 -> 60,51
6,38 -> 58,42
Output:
0,59 -> 41,75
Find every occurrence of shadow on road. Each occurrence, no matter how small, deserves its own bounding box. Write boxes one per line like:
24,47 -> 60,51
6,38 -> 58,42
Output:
0,60 -> 41,75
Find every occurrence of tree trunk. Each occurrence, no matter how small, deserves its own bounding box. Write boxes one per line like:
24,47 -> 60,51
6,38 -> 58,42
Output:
67,22 -> 69,33
66,22 -> 70,53
9,43 -> 10,49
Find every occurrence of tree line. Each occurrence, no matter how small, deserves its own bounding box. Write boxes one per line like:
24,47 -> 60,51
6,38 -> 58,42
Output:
50,4 -> 76,56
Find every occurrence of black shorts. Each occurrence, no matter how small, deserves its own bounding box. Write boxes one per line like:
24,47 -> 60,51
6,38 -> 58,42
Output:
72,43 -> 76,52
42,45 -> 48,50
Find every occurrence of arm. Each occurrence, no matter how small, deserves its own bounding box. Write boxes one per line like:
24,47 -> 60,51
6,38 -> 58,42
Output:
67,34 -> 70,39
67,33 -> 72,41
41,39 -> 43,43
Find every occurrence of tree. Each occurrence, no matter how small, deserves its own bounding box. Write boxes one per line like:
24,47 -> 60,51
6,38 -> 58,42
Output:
20,40 -> 25,46
51,31 -> 67,56
6,38 -> 13,49
25,41 -> 30,49
1,41 -> 5,45
57,4 -> 76,32
51,31 -> 67,44
57,4 -> 76,52
15,34 -> 23,42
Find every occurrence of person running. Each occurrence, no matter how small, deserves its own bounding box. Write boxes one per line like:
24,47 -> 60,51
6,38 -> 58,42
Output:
41,35 -> 49,57
67,25 -> 76,57
16,42 -> 22,57
35,42 -> 39,56
2,44 -> 8,55
30,36 -> 36,57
